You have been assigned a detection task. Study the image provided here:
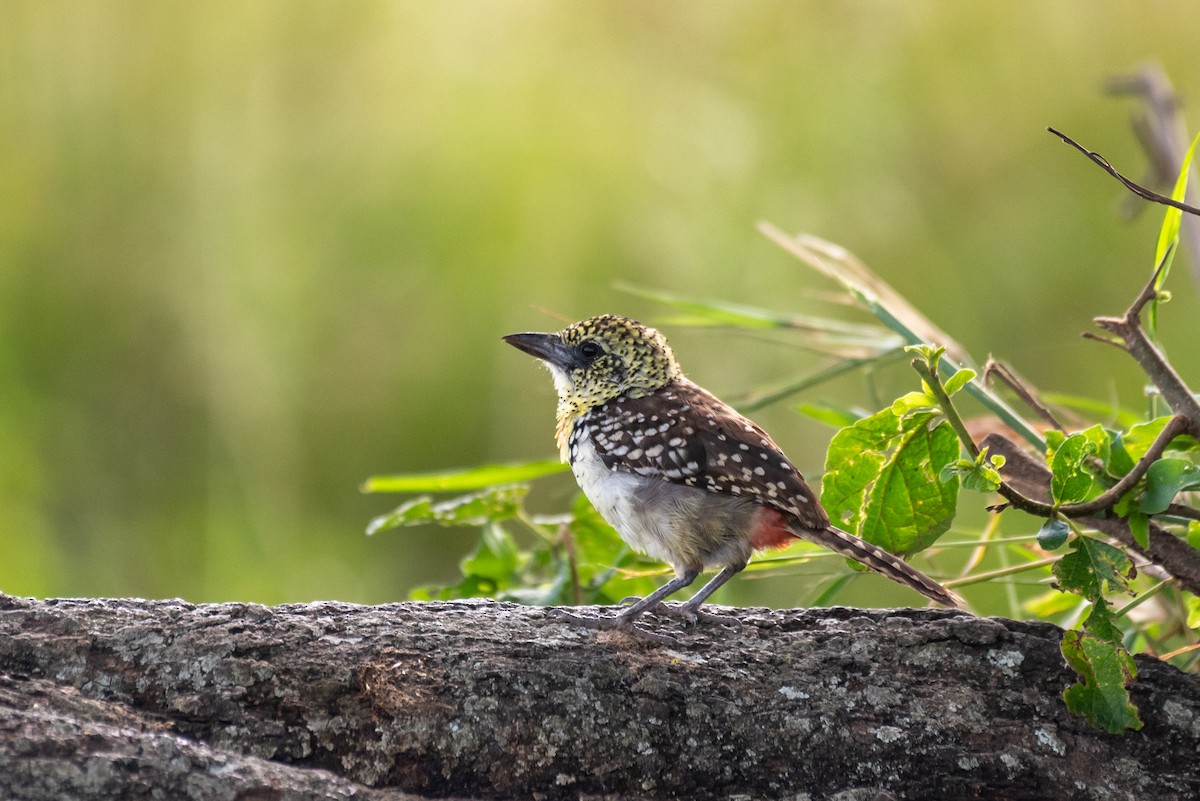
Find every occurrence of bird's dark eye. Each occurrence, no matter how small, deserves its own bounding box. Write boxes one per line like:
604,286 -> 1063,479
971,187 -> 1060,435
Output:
578,340 -> 603,362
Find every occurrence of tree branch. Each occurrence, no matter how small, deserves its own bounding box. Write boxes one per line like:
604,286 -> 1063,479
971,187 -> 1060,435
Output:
1163,503 -> 1200,523
2,595 -> 1199,800
1092,264 -> 1200,432
1057,413 -> 1190,516
985,412 -> 1187,520
914,356 -> 1186,522
983,433 -> 1200,596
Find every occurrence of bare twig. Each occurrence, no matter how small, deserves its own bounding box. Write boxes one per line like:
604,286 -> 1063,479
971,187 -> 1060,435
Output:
1107,63 -> 1200,284
983,358 -> 1067,432
1108,65 -> 1186,196
1047,127 -> 1200,216
1080,331 -> 1129,351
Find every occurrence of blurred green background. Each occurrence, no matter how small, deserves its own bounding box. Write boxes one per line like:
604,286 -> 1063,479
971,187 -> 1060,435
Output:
2,2 -> 1197,608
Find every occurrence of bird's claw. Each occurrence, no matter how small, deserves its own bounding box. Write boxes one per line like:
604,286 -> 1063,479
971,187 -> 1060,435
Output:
546,608 -> 678,645
652,603 -> 743,629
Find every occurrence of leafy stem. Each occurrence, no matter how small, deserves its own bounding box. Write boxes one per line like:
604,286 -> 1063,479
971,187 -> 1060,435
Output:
913,348 -> 1191,521
909,351 -> 980,460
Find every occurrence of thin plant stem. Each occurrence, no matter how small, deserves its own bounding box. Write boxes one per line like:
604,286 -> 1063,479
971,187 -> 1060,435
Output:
943,556 -> 1059,589
1113,579 -> 1172,619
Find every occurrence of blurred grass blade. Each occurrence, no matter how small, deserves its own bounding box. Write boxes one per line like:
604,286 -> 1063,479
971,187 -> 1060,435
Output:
1149,130 -> 1200,338
615,282 -> 900,350
1039,392 -> 1141,430
613,283 -> 798,329
794,401 -> 866,429
759,223 -> 1046,452
362,458 -> 567,493
737,348 -> 906,412
757,223 -> 969,363
809,573 -> 857,606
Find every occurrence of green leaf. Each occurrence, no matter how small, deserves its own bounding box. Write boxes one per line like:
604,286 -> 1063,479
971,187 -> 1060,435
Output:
823,407 -> 958,556
1083,596 -> 1124,645
1024,588 -> 1089,619
1049,425 -> 1126,497
904,343 -> 945,371
1139,457 -> 1200,514
407,522 -> 529,602
614,284 -> 806,329
362,459 -> 567,493
1153,132 -> 1199,284
366,485 -> 528,535
1049,432 -> 1099,505
1104,431 -> 1136,479
1187,594 -> 1200,629
459,522 -> 521,582
1122,416 -> 1173,461
1061,600 -> 1142,733
1037,519 -> 1070,551
1188,521 -> 1200,552
940,448 -> 1004,493
614,283 -> 901,351
1127,510 -> 1149,550
821,408 -> 901,535
860,418 -> 959,555
1052,534 -> 1136,598
942,367 -> 976,397
1148,131 -> 1200,337
890,391 -> 937,416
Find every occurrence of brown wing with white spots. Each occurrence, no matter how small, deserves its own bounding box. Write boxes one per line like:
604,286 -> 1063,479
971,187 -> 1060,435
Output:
580,377 -> 830,532
573,385 -> 708,483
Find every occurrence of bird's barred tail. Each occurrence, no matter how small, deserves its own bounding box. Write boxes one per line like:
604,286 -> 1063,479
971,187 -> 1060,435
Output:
811,525 -> 965,609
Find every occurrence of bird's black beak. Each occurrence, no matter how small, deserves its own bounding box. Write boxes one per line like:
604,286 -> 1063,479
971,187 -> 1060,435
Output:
502,331 -> 574,370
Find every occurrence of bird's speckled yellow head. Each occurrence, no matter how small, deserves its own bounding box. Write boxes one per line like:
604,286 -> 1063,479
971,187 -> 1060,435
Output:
503,315 -> 682,456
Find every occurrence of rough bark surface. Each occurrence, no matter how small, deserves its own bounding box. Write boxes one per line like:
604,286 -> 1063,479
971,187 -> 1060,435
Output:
0,594 -> 1197,801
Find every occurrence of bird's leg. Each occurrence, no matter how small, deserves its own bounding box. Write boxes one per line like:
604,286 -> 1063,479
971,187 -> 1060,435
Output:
654,563 -> 746,627
548,568 -> 700,642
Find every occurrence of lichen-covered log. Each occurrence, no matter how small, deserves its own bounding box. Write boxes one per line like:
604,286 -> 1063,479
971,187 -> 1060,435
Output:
0,594 -> 1197,801
0,672 -> 427,801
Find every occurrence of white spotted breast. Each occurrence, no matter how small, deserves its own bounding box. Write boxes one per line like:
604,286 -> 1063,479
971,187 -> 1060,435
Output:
568,377 -> 831,534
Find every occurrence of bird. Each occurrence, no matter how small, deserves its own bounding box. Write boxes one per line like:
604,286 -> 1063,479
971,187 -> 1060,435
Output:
503,314 -> 963,636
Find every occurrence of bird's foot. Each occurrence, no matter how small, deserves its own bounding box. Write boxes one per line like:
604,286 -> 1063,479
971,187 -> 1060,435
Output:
546,608 -> 678,645
651,603 -> 743,629
609,597 -> 741,628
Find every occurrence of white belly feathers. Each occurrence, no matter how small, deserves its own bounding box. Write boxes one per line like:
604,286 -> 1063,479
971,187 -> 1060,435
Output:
570,436 -> 759,573
571,437 -> 673,563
